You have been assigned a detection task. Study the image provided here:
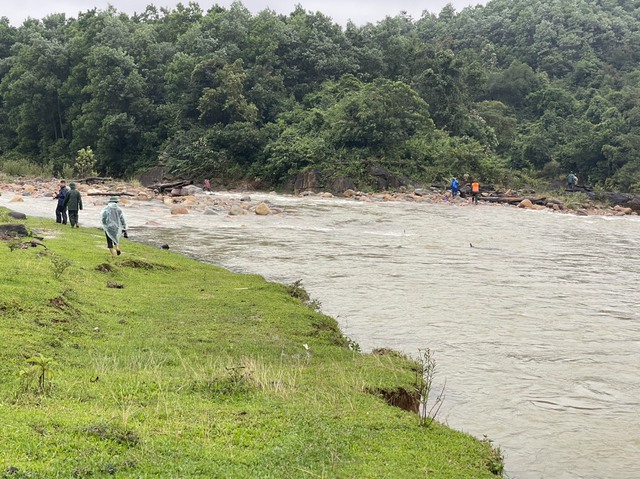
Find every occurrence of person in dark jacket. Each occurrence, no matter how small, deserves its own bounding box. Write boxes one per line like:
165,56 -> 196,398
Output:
53,180 -> 69,224
62,182 -> 83,228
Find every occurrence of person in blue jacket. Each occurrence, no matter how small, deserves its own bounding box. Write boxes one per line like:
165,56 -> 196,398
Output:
53,180 -> 69,224
450,177 -> 460,197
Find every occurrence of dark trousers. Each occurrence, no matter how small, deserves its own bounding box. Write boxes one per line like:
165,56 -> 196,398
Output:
472,193 -> 478,204
55,205 -> 67,224
68,210 -> 79,227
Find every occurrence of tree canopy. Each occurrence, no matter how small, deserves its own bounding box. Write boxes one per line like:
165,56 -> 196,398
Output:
1,0 -> 639,191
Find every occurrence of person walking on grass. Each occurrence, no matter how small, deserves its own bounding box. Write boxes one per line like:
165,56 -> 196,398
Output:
53,180 -> 69,224
101,197 -> 128,258
62,183 -> 83,228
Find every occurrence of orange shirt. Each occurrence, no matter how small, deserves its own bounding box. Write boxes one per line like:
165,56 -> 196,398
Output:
472,182 -> 480,193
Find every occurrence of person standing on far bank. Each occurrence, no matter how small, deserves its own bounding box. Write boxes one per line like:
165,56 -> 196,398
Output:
471,180 -> 480,204
101,197 -> 128,258
53,180 -> 69,224
450,177 -> 459,197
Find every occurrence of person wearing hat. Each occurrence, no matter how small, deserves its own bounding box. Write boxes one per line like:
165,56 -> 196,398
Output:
62,182 -> 83,228
101,197 -> 128,257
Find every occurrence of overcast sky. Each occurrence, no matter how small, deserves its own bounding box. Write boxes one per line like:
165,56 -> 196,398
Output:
3,0 -> 487,28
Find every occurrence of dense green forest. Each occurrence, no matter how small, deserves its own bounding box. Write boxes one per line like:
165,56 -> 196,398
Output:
0,0 -> 638,192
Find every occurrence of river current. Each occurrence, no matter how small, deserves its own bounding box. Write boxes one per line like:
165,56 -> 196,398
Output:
4,191 -> 640,479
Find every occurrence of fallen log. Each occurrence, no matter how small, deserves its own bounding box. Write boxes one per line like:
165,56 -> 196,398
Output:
87,192 -> 135,197
75,177 -> 113,184
152,180 -> 189,193
482,196 -> 547,205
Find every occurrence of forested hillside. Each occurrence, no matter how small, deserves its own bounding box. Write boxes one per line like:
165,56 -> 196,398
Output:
0,0 -> 638,192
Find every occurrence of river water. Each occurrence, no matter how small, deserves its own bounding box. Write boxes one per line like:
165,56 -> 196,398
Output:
4,191 -> 640,479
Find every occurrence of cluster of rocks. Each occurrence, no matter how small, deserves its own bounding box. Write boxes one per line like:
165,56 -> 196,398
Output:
0,177 -> 281,217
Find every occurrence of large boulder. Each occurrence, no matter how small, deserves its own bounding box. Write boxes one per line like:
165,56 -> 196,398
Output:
228,205 -> 245,216
170,206 -> 189,215
254,202 -> 272,215
8,211 -> 27,220
329,176 -> 356,195
0,224 -> 28,237
613,205 -> 633,215
181,185 -> 202,196
369,165 -> 409,190
294,169 -> 322,195
604,192 -> 640,211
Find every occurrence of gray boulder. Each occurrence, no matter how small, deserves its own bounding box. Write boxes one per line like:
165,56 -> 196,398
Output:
0,224 -> 29,237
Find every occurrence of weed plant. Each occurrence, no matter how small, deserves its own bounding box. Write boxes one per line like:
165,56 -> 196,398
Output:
0,209 -> 503,478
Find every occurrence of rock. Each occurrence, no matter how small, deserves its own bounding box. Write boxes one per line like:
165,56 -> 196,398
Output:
181,185 -> 202,196
170,206 -> 189,215
343,189 -> 356,198
254,202 -> 272,215
240,196 -> 252,202
10,196 -> 24,202
0,224 -> 29,237
320,192 -> 334,198
294,169 -> 322,194
163,197 -> 174,205
8,211 -> 27,220
518,199 -> 534,209
203,208 -> 217,215
170,187 -> 182,196
228,205 -> 245,216
329,176 -> 356,195
613,205 -> 633,215
182,195 -> 199,205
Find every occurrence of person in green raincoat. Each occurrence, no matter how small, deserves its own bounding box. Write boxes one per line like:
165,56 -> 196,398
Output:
101,197 -> 128,257
62,182 -> 83,228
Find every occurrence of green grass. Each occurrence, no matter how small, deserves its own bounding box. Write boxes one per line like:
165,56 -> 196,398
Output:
0,208 -> 503,478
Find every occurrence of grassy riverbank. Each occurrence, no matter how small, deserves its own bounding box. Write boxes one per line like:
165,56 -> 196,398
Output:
0,208 -> 503,478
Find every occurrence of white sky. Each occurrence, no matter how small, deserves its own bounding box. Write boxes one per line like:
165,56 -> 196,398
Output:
2,0 -> 486,28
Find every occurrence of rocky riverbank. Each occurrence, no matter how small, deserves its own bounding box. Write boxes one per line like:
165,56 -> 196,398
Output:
0,176 -> 637,217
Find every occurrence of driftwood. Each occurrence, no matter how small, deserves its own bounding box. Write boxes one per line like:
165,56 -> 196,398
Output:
152,180 -> 189,193
482,196 -> 547,205
87,192 -> 135,197
16,240 -> 47,250
75,177 -> 113,184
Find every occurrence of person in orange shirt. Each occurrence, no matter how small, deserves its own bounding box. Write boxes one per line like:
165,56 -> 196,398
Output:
471,180 -> 480,204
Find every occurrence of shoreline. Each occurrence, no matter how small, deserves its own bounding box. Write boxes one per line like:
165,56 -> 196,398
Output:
1,176 -> 637,218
